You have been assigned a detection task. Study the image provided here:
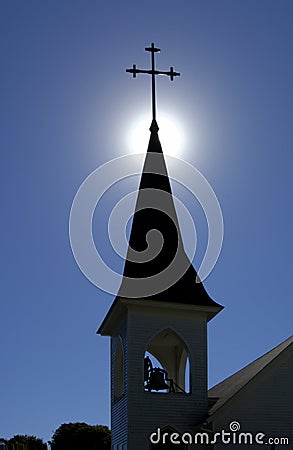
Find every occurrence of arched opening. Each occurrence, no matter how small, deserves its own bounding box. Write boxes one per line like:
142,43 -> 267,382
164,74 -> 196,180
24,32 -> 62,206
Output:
185,356 -> 190,393
144,328 -> 190,394
114,337 -> 124,400
150,426 -> 187,449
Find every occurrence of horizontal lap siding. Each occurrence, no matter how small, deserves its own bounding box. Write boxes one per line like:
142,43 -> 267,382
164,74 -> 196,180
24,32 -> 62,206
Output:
111,320 -> 128,448
212,348 -> 293,449
126,307 -> 208,449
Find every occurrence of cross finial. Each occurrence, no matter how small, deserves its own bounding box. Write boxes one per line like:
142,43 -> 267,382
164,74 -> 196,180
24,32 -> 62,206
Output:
126,43 -> 180,129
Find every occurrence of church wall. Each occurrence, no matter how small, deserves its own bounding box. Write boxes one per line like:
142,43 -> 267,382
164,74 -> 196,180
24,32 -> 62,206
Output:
125,305 -> 209,449
111,316 -> 128,448
211,348 -> 293,449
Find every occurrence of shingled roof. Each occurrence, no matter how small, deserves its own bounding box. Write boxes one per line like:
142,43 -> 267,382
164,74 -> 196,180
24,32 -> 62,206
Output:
208,335 -> 293,416
118,120 -> 222,310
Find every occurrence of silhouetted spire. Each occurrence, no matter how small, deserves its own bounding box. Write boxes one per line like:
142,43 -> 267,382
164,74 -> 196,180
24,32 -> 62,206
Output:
118,126 -> 221,309
146,119 -> 162,154
120,43 -> 222,310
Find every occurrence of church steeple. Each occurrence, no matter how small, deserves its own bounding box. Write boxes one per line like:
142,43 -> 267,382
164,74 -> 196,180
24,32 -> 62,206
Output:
98,44 -> 223,450
119,45 -> 221,311
119,129 -> 221,311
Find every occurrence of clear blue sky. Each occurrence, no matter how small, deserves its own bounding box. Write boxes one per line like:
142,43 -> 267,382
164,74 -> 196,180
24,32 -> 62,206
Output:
1,0 -> 292,444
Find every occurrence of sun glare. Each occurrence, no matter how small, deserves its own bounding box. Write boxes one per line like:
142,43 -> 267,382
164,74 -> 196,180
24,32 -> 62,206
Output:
128,114 -> 185,156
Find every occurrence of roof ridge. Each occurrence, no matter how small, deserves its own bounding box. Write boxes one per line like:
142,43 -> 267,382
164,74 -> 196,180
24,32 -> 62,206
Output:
208,335 -> 293,416
216,334 -> 293,386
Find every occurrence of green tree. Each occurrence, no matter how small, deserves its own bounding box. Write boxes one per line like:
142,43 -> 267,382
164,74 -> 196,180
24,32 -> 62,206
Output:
50,423 -> 110,450
0,439 -> 8,450
7,435 -> 47,450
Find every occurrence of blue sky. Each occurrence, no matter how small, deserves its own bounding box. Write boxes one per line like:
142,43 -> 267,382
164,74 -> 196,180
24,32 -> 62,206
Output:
1,0 -> 292,444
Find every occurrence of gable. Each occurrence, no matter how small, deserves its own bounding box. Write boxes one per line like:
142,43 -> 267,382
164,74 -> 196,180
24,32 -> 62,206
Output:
207,336 -> 293,440
208,335 -> 293,416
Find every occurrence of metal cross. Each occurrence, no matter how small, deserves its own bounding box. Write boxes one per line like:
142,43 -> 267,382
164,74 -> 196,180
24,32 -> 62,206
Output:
126,43 -> 180,123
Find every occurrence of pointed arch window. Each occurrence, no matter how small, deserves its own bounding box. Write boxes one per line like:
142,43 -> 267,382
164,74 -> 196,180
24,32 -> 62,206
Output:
114,337 -> 124,400
144,328 -> 190,394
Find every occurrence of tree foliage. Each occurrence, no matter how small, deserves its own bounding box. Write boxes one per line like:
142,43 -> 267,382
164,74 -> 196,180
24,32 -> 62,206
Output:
5,435 -> 47,450
50,423 -> 111,450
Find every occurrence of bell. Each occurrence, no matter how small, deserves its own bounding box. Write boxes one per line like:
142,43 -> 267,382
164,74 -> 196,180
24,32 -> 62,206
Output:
148,368 -> 170,391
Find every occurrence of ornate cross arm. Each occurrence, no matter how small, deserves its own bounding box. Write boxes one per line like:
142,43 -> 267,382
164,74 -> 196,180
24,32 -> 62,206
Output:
126,43 -> 180,123
126,65 -> 180,81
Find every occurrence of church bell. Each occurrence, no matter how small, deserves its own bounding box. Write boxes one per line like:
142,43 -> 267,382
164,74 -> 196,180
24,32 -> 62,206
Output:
148,368 -> 170,391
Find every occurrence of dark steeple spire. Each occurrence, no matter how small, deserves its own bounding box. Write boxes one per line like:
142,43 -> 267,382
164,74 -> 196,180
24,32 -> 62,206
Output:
147,119 -> 162,153
119,44 -> 222,309
119,124 -> 220,308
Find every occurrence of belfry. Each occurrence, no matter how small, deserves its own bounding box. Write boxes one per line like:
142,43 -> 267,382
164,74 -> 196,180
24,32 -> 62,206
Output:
98,43 -> 223,449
